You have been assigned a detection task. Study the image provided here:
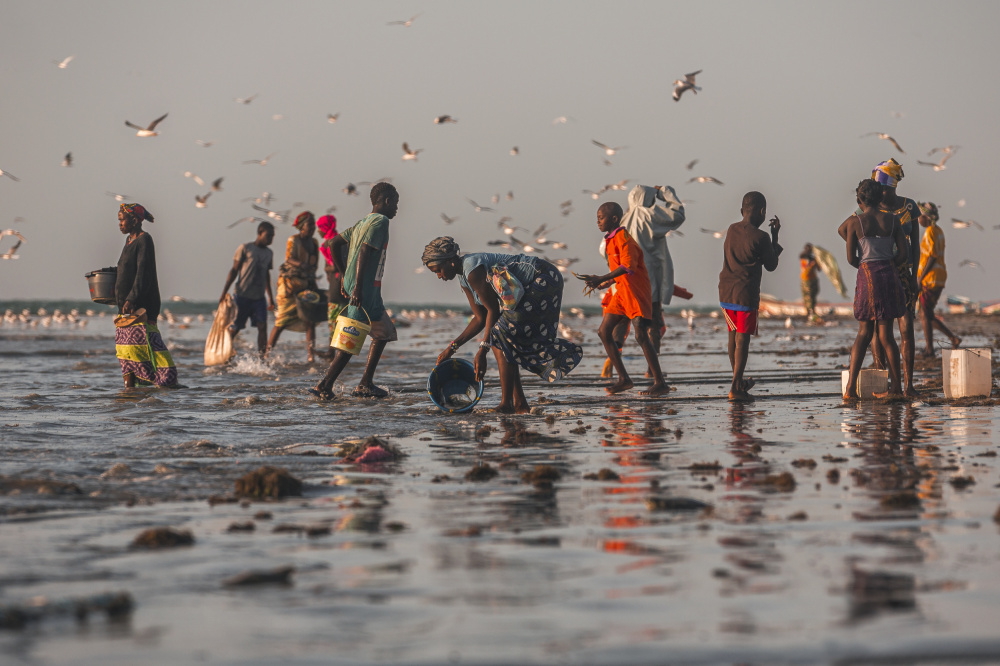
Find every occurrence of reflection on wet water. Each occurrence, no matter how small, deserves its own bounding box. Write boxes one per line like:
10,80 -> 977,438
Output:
1,315 -> 998,663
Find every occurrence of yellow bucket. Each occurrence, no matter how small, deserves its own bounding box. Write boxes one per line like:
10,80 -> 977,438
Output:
331,307 -> 371,355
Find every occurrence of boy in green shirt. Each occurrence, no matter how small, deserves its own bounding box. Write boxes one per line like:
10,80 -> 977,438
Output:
310,183 -> 399,400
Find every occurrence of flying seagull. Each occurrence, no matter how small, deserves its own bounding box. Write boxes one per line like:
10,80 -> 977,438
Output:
592,140 -> 625,156
685,159 -> 699,171
673,70 -> 702,101
184,171 -> 205,186
387,13 -> 421,27
433,115 -> 457,124
243,152 -> 276,166
195,139 -> 215,147
61,152 -> 72,167
401,143 -> 422,161
467,199 -> 494,213
54,55 -> 75,69
958,259 -> 984,270
861,132 -> 905,154
105,191 -> 129,201
0,168 -> 20,182
498,218 -> 523,236
951,218 -> 984,231
124,113 -> 168,137
0,230 -> 25,260
610,179 -> 631,191
700,228 -> 724,239
509,146 -> 519,156
583,188 -> 607,200
552,116 -> 576,125
917,153 -> 954,171
211,177 -> 224,191
234,94 -> 258,105
195,192 -> 211,208
687,176 -> 724,185
440,213 -> 458,225
343,183 -> 358,196
327,113 -> 339,123
928,145 -> 960,156
506,191 -> 514,200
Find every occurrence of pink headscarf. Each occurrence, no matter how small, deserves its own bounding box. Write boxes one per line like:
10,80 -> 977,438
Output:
316,214 -> 337,266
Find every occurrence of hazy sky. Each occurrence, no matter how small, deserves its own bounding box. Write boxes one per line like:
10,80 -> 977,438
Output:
2,1 -> 999,306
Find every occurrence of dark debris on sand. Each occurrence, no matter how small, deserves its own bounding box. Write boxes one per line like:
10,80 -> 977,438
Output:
0,476 -> 82,496
645,496 -> 713,512
465,463 -> 498,482
131,527 -> 195,549
754,472 -> 797,493
521,465 -> 562,487
337,436 -> 405,462
234,466 -> 302,500
583,468 -> 620,481
222,565 -> 294,587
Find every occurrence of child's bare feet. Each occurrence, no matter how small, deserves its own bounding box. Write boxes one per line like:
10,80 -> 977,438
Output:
606,378 -> 634,395
728,390 -> 753,402
842,392 -> 858,403
640,382 -> 670,396
873,390 -> 904,400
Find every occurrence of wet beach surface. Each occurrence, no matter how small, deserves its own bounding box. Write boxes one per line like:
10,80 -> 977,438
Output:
1,310 -> 999,665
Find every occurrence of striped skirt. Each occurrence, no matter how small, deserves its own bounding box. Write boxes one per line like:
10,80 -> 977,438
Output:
854,260 -> 905,322
115,323 -> 178,386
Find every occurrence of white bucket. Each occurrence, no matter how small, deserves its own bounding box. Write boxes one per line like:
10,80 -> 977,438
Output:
943,349 -> 992,398
841,369 -> 888,399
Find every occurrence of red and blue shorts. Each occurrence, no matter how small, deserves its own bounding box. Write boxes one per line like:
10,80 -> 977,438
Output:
722,308 -> 758,336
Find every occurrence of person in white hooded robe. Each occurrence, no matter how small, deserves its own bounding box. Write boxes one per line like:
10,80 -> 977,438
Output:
618,184 -> 686,351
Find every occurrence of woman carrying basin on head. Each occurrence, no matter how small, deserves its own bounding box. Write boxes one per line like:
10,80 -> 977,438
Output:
421,236 -> 583,414
114,202 -> 178,388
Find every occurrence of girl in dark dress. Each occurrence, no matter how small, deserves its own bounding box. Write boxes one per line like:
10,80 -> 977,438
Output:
115,203 -> 177,387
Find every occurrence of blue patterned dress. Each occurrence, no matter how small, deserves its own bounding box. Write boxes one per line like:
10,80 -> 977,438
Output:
458,253 -> 583,380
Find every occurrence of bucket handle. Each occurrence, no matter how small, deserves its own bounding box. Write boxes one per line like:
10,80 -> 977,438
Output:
341,305 -> 371,326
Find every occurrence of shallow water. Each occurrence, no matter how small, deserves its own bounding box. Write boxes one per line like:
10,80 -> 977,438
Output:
1,309 -> 998,664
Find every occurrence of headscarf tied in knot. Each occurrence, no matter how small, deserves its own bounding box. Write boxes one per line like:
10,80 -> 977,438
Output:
918,201 -> 939,223
120,202 -> 154,223
316,214 -> 337,266
293,211 -> 316,228
871,159 -> 904,188
421,236 -> 460,266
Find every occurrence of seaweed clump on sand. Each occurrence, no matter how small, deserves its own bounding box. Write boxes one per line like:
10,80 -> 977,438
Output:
234,466 -> 302,500
465,463 -> 498,482
949,475 -> 975,490
522,465 -> 561,489
645,496 -> 712,513
583,468 -> 620,481
880,491 -> 921,510
755,472 -> 796,493
337,436 -> 405,463
131,527 -> 195,549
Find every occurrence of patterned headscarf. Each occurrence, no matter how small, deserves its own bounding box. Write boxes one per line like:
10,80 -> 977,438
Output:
316,214 -> 337,266
871,159 -> 904,188
293,211 -> 315,228
421,236 -> 460,266
120,202 -> 153,223
918,201 -> 939,223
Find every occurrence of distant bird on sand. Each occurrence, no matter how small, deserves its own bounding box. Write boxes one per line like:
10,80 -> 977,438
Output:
433,115 -> 457,124
343,183 -> 358,195
401,143 -> 422,161
509,146 -> 519,156
673,70 -> 702,101
243,152 -> 276,166
61,152 -> 72,167
861,132 -> 905,153
387,13 -> 421,27
211,177 -> 224,191
195,139 -> 215,147
125,113 -> 168,137
106,191 -> 129,201
327,113 -> 339,123
700,228 -> 724,239
0,168 -> 20,182
234,94 -> 258,105
917,152 -> 954,171
685,159 -> 699,171
195,192 -> 211,208
951,218 -> 984,231
467,199 -> 494,213
592,140 -> 625,156
687,176 -> 724,185
1,230 -> 25,259
184,171 -> 205,186
440,213 -> 458,225
959,259 -> 983,270
54,55 -> 75,69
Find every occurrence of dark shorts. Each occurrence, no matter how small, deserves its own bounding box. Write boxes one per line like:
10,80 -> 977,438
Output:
232,296 -> 267,332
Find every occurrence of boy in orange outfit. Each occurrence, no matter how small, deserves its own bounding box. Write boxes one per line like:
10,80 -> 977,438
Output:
577,202 -> 669,396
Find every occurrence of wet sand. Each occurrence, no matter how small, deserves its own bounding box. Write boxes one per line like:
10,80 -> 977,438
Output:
1,310 -> 998,664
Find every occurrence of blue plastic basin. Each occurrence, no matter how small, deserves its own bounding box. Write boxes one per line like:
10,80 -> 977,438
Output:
427,358 -> 484,414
